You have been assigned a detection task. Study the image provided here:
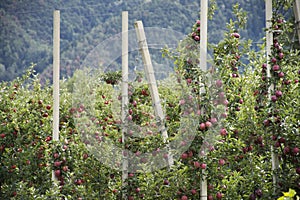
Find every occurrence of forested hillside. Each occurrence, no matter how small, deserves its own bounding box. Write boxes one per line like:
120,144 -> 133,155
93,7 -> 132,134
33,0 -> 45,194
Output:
0,0 -> 281,81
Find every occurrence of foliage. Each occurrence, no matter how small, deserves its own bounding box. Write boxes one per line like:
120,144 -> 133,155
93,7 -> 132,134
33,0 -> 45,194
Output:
277,189 -> 299,200
0,1 -> 299,199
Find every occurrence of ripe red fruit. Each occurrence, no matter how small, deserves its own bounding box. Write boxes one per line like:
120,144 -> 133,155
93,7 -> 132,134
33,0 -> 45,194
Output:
46,104 -> 51,110
218,159 -> 225,166
275,90 -> 282,97
278,52 -> 284,59
62,166 -> 68,172
75,179 -> 83,185
38,100 -> 43,105
296,167 -> 300,174
216,192 -> 223,199
45,136 -> 51,142
200,163 -> 207,169
83,153 -> 88,159
191,189 -> 197,195
249,193 -> 256,200
181,153 -> 188,159
263,119 -> 270,127
216,80 -> 222,88
53,153 -> 59,159
255,189 -> 262,197
112,189 -> 118,193
181,195 -> 188,200
54,161 -> 62,167
43,112 -> 49,117
208,184 -> 214,190
0,133 -> 5,138
205,121 -> 212,128
271,95 -> 277,102
128,173 -> 134,177
210,118 -> 218,124
293,147 -> 299,154
127,115 -> 133,121
220,128 -> 227,136
194,161 -> 201,168
128,196 -> 134,200
279,137 -> 286,144
208,195 -> 214,200
272,65 -> 280,71
231,32 -> 240,38
54,170 -> 61,177
283,146 -> 290,154
135,188 -> 140,193
200,123 -> 206,130
271,57 -> 277,63
194,35 -> 200,41
128,109 -> 133,115
163,179 -> 169,185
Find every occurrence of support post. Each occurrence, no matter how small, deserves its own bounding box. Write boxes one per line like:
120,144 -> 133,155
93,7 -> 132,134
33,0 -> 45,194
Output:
52,10 -> 60,182
199,0 -> 208,199
266,0 -> 279,191
134,21 -> 174,167
121,11 -> 129,199
294,0 -> 300,45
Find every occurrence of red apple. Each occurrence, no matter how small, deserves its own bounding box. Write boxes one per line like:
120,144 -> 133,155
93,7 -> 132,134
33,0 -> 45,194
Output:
231,32 -> 240,38
191,189 -> 197,195
216,192 -> 223,199
296,167 -> 300,175
293,147 -> 299,154
205,121 -> 212,128
200,163 -> 207,169
271,95 -> 277,102
272,65 -> 280,71
181,153 -> 188,159
54,170 -> 61,177
218,159 -> 225,166
54,161 -> 62,167
200,123 -> 206,130
62,166 -> 68,172
163,179 -> 169,185
275,90 -> 282,97
53,153 -> 59,159
216,80 -> 222,88
46,104 -> 51,110
181,195 -> 188,200
220,128 -> 227,136
194,161 -> 201,168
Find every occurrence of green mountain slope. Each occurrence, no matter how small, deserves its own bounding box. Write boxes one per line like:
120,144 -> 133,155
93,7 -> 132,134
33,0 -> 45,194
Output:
0,0 -> 268,81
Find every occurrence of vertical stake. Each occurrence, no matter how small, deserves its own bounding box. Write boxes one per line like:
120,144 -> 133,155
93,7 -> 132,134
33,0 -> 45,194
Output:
294,0 -> 300,45
121,11 -> 129,199
266,0 -> 279,191
200,0 -> 208,199
52,10 -> 60,182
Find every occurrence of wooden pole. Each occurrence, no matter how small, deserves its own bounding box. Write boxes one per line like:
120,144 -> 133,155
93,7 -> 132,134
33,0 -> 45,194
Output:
134,21 -> 174,167
121,11 -> 129,199
52,10 -> 60,182
294,0 -> 300,45
266,0 -> 279,191
199,0 -> 208,199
